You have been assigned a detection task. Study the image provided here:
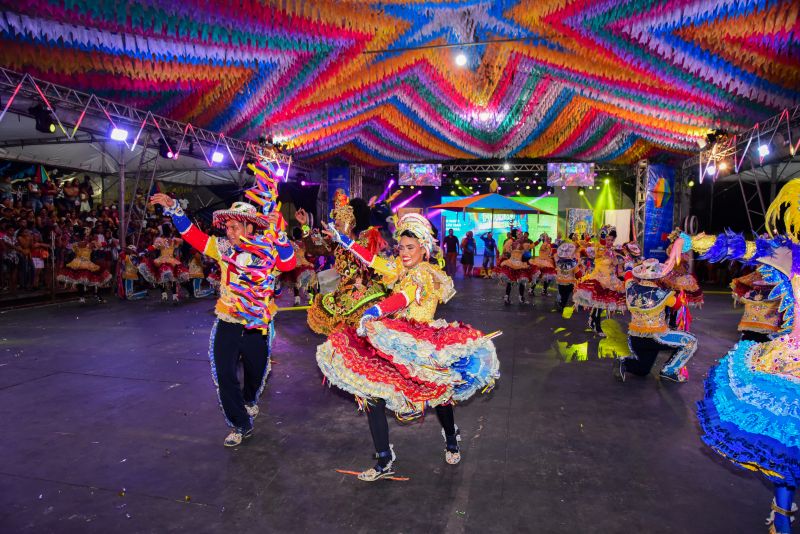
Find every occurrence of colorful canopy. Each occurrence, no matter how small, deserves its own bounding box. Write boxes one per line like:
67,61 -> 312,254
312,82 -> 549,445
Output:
432,193 -> 549,215
1,1 -> 798,166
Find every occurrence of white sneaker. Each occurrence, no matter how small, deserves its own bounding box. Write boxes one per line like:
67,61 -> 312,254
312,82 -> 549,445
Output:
161,291 -> 168,302
294,296 -> 301,306
172,294 -> 179,304
245,404 -> 259,419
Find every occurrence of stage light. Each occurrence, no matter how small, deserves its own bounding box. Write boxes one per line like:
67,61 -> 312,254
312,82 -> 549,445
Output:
561,185 -> 566,190
500,177 -> 506,182
211,151 -> 224,163
688,180 -> 695,188
514,176 -> 519,181
300,180 -> 306,186
110,127 -> 129,142
410,185 -> 415,190
604,178 -> 610,185
515,190 -> 521,196
525,185 -> 530,190
158,138 -> 176,159
758,144 -> 770,157
29,105 -> 55,134
450,190 -> 456,195
503,163 -> 510,171
537,185 -> 542,190
455,179 -> 460,185
578,188 -> 585,196
718,161 -> 728,170
706,163 -> 716,176
275,167 -> 285,177
485,177 -> 491,182
455,53 -> 468,67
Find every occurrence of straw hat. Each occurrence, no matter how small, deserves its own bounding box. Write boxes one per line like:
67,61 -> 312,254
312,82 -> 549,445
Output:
212,202 -> 269,229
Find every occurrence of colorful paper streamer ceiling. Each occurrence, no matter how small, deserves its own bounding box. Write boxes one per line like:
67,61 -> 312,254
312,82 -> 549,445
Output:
0,1 -> 798,166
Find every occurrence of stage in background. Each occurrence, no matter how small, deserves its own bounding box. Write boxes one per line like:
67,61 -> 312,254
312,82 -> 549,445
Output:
547,163 -> 595,187
440,196 -> 558,253
399,163 -> 442,186
643,164 -> 674,260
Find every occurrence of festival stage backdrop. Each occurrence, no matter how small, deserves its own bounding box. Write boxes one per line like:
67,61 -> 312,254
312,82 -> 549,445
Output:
326,166 -> 350,215
643,164 -> 675,260
440,196 -> 558,255
1,1 -> 797,166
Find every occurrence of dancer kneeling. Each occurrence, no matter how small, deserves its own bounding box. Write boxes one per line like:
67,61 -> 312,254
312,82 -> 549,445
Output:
316,214 -> 500,482
614,258 -> 697,383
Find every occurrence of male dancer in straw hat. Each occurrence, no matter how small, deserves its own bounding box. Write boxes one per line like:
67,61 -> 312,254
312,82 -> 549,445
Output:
614,258 -> 698,383
150,193 -> 296,446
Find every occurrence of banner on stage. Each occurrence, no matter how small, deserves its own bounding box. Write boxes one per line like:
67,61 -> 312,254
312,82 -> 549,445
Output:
643,164 -> 675,261
604,209 -> 632,246
566,208 -> 593,236
327,167 -> 350,216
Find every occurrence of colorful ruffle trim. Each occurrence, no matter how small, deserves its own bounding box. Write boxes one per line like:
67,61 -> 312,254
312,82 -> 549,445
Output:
138,260 -> 189,285
316,317 -> 499,418
57,267 -> 112,288
573,280 -> 627,312
697,340 -> 800,486
491,265 -> 535,284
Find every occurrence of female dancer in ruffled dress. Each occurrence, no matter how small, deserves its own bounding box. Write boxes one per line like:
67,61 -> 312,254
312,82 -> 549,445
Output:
530,233 -> 556,297
58,230 -> 112,303
139,227 -> 189,303
573,226 -> 626,336
316,213 -> 500,481
492,228 -> 535,305
675,179 -> 800,533
730,270 -> 781,343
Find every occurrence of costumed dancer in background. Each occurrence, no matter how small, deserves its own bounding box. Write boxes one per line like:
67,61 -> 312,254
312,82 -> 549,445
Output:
149,161 -> 296,448
675,179 -> 800,533
138,227 -> 190,303
492,228 -> 535,305
298,193 -> 387,336
730,270 -> 781,343
58,229 -> 112,303
661,230 -> 705,328
187,252 -> 215,298
613,258 -> 698,383
530,233 -> 557,297
279,227 -> 316,306
555,240 -> 581,311
573,226 -> 626,337
118,244 -> 147,300
316,213 -> 500,481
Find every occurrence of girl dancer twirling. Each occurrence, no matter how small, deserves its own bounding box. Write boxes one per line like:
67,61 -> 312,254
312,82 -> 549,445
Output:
316,213 -> 500,481
492,228 -> 535,305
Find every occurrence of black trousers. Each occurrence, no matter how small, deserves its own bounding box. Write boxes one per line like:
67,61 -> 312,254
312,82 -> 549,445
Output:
505,282 -> 525,296
211,320 -> 271,431
366,399 -> 456,457
590,308 -> 603,332
557,284 -> 573,307
625,336 -> 668,376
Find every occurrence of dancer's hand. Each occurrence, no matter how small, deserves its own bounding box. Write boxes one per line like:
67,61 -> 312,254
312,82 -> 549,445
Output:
357,307 -> 381,337
323,223 -> 344,245
295,208 -> 308,225
149,193 -> 175,209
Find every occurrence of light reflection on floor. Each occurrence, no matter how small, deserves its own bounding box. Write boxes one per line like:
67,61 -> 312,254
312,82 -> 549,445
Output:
552,308 -> 630,363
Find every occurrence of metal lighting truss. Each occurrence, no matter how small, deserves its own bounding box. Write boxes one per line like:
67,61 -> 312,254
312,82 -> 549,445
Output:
632,160 -> 648,248
0,66 -> 292,171
442,163 -> 620,174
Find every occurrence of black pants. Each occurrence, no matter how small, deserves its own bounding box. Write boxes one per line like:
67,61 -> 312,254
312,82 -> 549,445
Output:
366,399 -> 456,459
557,284 -> 573,307
211,320 -> 271,431
741,330 -> 771,343
590,308 -> 603,332
625,336 -> 671,376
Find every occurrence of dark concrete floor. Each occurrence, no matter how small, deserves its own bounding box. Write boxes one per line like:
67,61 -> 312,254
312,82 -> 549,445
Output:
0,278 -> 769,533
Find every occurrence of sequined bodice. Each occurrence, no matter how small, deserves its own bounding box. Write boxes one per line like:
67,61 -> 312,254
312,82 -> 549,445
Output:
627,283 -> 673,336
395,262 -> 450,322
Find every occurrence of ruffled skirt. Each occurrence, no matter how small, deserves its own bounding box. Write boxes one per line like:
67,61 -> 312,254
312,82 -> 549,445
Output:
573,280 -> 627,312
316,318 -> 500,418
307,283 -> 386,336
138,259 -> 189,285
57,266 -> 112,288
491,263 -> 536,284
697,340 -> 800,486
